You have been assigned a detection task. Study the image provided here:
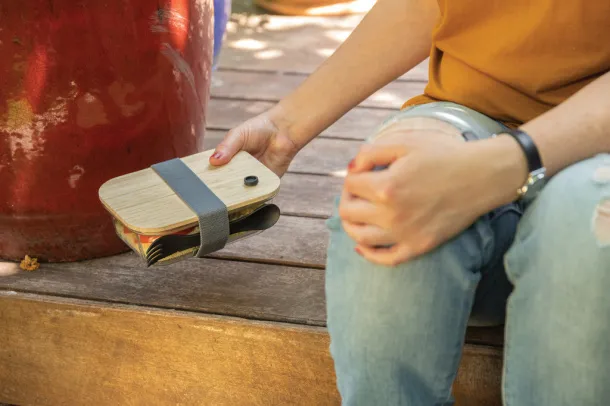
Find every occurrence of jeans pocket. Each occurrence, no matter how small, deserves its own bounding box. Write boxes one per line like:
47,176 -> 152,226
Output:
487,202 -> 523,223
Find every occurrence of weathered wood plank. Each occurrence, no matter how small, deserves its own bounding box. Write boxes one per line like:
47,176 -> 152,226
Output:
0,292 -> 501,406
207,98 -> 392,140
273,173 -> 343,218
218,15 -> 429,82
204,129 -> 361,176
454,345 -> 503,406
210,70 -> 426,109
0,254 -> 326,326
203,128 -> 227,149
0,293 -> 339,406
289,138 -> 360,175
212,215 -> 329,268
0,252 -> 504,349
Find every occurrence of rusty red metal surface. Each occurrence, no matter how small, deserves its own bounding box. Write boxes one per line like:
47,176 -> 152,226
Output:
0,0 -> 213,261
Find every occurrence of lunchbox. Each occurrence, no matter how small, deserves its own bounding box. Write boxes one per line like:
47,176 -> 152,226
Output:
98,150 -> 281,267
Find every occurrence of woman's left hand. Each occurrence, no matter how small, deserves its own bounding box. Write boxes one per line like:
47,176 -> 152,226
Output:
338,128 -> 527,266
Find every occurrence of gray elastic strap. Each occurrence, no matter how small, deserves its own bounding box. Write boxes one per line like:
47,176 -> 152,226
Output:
151,158 -> 229,257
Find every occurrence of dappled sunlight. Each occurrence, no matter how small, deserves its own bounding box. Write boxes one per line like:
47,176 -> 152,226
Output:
231,38 -> 268,50
255,49 -> 284,59
217,10 -> 428,83
0,262 -> 19,276
369,90 -> 404,105
245,101 -> 272,114
251,0 -> 376,17
253,15 -> 365,31
324,29 -> 352,42
209,3 -> 429,113
218,8 -> 430,82
218,13 -> 366,72
316,48 -> 335,57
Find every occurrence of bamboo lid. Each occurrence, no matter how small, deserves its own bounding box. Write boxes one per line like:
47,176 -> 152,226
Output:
99,150 -> 281,235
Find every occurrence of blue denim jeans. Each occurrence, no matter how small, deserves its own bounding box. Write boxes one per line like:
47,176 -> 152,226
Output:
325,153 -> 610,406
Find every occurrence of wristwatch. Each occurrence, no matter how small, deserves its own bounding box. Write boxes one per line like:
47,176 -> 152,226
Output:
497,128 -> 547,204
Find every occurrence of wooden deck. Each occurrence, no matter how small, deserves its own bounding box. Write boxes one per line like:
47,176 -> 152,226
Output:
0,12 -> 503,406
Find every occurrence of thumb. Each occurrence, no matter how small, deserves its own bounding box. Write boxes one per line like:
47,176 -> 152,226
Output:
349,144 -> 407,173
209,128 -> 246,166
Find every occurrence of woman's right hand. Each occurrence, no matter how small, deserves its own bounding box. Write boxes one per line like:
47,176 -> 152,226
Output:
208,109 -> 301,177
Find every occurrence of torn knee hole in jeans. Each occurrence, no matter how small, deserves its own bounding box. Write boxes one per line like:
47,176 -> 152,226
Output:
593,165 -> 610,184
592,165 -> 610,246
592,200 -> 610,246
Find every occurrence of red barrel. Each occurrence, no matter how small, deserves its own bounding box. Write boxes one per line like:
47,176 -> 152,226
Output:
0,0 -> 213,261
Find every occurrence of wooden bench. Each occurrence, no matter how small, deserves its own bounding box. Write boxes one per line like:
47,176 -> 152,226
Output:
0,255 -> 503,405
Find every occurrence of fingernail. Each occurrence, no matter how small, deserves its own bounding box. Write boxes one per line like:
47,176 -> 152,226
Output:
347,159 -> 355,170
212,151 -> 222,159
354,246 -> 362,255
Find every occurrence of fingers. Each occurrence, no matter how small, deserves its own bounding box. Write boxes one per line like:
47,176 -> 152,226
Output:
342,221 -> 396,247
343,170 -> 396,203
339,190 -> 396,247
338,192 -> 383,225
342,143 -> 408,202
354,242 -> 412,266
209,128 -> 245,166
349,143 -> 407,173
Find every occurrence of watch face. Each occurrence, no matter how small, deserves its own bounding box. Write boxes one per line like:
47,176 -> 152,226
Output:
528,178 -> 545,196
524,169 -> 547,201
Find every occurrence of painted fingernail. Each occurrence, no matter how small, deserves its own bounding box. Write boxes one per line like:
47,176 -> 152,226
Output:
347,159 -> 355,170
354,246 -> 362,255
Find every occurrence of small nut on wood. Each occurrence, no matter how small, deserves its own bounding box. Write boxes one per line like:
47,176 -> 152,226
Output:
244,175 -> 259,186
20,255 -> 40,271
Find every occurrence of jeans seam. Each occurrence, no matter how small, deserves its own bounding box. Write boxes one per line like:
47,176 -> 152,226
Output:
472,209 -> 502,276
502,254 -> 515,406
481,204 -> 521,274
502,304 -> 513,406
440,281 -> 480,405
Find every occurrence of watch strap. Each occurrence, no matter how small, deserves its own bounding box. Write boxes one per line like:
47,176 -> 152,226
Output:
503,128 -> 543,172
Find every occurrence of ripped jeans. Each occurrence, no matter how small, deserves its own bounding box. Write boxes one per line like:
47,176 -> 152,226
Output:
325,147 -> 610,405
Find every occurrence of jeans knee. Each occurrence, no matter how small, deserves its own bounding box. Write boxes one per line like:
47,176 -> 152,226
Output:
324,196 -> 485,356
506,154 -> 610,274
324,197 -> 508,404
505,154 -> 610,317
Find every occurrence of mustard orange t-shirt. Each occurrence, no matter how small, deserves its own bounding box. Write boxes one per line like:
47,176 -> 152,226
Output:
405,0 -> 610,127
